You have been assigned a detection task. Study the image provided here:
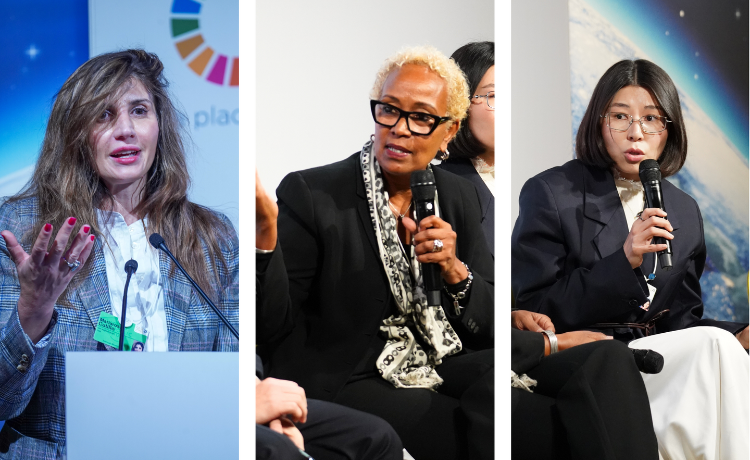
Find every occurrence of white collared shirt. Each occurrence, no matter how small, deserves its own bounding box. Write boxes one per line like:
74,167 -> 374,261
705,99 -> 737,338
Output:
97,210 -> 168,351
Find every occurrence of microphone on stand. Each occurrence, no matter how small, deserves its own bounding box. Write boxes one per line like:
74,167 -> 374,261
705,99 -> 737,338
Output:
639,159 -> 672,270
410,169 -> 443,307
148,233 -> 239,340
119,260 -> 138,351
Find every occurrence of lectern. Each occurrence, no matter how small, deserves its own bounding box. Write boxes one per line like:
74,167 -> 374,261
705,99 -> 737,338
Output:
66,352 -> 238,459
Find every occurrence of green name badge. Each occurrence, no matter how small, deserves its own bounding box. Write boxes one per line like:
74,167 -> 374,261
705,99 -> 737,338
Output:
93,312 -> 148,351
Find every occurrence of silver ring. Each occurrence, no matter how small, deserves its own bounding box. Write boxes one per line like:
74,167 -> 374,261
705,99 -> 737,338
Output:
432,239 -> 444,253
636,212 -> 646,222
62,257 -> 81,272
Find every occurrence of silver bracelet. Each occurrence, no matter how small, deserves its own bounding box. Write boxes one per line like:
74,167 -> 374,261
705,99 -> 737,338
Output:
541,330 -> 558,354
443,262 -> 473,316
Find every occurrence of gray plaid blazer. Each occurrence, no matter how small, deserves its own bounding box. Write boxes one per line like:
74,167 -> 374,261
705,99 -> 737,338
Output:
0,197 -> 239,459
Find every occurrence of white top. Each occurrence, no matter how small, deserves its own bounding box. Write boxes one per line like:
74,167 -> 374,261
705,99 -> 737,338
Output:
471,157 -> 495,196
97,210 -> 168,351
613,170 -> 645,232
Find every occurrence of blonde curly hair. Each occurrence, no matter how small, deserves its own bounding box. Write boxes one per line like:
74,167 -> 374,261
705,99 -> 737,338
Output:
370,46 -> 470,124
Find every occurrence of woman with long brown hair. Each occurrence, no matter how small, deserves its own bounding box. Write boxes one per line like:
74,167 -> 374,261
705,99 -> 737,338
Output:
0,49 -> 238,458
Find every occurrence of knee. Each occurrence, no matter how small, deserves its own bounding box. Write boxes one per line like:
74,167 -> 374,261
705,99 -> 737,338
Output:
364,414 -> 403,459
585,339 -> 638,371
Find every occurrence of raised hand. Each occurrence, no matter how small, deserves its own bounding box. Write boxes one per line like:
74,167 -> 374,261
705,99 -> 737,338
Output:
1,217 -> 95,343
256,170 -> 279,251
623,207 -> 673,269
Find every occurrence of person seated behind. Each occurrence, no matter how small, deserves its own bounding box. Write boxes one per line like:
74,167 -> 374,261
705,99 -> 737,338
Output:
437,41 -> 495,258
256,172 -> 402,460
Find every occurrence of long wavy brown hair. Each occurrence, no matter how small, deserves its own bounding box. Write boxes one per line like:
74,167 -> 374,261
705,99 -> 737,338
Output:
9,49 -> 231,301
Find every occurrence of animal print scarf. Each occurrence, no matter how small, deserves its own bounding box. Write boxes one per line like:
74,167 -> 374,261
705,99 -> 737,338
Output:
360,140 -> 462,390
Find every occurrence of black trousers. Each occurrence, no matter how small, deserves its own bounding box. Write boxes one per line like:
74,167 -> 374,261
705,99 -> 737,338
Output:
256,399 -> 403,460
334,349 -> 493,460
511,340 -> 658,460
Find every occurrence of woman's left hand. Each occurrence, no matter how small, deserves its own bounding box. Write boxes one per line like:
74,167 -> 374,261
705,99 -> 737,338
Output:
402,215 -> 468,285
736,326 -> 749,350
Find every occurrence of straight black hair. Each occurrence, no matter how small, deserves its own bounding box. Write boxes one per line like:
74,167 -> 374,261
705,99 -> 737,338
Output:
575,59 -> 687,178
447,41 -> 494,159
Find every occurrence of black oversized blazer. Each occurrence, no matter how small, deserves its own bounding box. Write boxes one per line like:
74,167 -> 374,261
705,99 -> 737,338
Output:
437,157 -> 494,259
511,159 -> 744,340
257,153 -> 495,402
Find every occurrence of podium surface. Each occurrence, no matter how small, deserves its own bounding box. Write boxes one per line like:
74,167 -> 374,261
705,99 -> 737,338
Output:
66,352 -> 238,460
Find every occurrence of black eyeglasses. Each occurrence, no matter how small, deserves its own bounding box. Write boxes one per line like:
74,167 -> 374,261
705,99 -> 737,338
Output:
370,100 -> 451,136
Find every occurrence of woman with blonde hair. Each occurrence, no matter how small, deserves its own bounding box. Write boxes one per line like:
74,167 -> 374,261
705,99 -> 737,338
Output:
0,49 -> 238,458
257,45 -> 494,460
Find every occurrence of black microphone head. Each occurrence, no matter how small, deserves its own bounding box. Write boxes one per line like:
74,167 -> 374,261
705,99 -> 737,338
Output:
638,159 -> 661,183
149,233 -> 165,249
644,350 -> 664,374
632,348 -> 664,374
125,259 -> 138,274
410,169 -> 436,202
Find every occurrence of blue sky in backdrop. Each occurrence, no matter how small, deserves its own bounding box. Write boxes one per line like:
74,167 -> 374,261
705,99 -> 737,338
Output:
0,0 -> 89,177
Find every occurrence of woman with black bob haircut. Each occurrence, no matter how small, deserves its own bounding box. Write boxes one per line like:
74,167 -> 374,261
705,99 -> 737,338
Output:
576,59 -> 687,177
511,58 -> 748,459
438,41 -> 494,257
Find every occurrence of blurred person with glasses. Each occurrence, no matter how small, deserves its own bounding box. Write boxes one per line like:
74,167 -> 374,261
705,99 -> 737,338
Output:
437,41 -> 495,258
512,59 -> 749,460
256,46 -> 494,460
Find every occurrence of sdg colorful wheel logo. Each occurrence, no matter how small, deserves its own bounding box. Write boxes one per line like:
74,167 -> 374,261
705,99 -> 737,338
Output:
170,0 -> 238,87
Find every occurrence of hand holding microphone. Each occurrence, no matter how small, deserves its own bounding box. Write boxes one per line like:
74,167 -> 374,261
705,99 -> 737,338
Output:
622,160 -> 674,269
402,169 -> 467,307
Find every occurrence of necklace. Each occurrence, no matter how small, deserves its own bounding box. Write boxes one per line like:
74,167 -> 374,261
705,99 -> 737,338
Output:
388,200 -> 412,220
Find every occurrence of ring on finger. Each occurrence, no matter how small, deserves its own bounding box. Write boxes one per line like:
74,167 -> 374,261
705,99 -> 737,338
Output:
636,211 -> 646,222
432,239 -> 444,253
62,256 -> 81,272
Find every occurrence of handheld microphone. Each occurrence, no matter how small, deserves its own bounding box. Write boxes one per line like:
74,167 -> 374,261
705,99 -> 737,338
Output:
148,233 -> 239,340
639,160 -> 672,270
410,169 -> 443,307
631,348 -> 664,374
119,260 -> 138,351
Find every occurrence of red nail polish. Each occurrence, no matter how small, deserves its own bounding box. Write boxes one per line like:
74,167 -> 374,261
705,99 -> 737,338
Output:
83,226 -> 90,233
90,235 -> 95,242
68,217 -> 77,225
44,223 -> 52,232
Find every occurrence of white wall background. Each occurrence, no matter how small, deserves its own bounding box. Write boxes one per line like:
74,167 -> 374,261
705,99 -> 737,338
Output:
511,1 -> 572,226
89,0 -> 239,231
255,0 -> 493,198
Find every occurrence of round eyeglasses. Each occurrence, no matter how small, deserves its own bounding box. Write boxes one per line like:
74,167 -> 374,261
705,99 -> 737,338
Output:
370,100 -> 451,136
472,91 -> 495,109
601,112 -> 671,134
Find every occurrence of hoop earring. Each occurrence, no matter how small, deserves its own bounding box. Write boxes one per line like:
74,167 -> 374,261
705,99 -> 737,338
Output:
437,149 -> 450,161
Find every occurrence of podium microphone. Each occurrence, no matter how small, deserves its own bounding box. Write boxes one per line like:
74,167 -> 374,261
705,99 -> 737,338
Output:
639,159 -> 672,270
148,233 -> 239,340
119,260 -> 138,351
410,169 -> 443,307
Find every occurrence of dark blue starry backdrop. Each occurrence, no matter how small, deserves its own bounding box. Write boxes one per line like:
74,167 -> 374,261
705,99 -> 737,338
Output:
570,0 -> 749,322
0,0 -> 88,190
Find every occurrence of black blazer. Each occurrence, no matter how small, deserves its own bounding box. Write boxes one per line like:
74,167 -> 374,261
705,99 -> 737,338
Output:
511,159 -> 744,340
257,153 -> 494,401
437,158 -> 494,258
